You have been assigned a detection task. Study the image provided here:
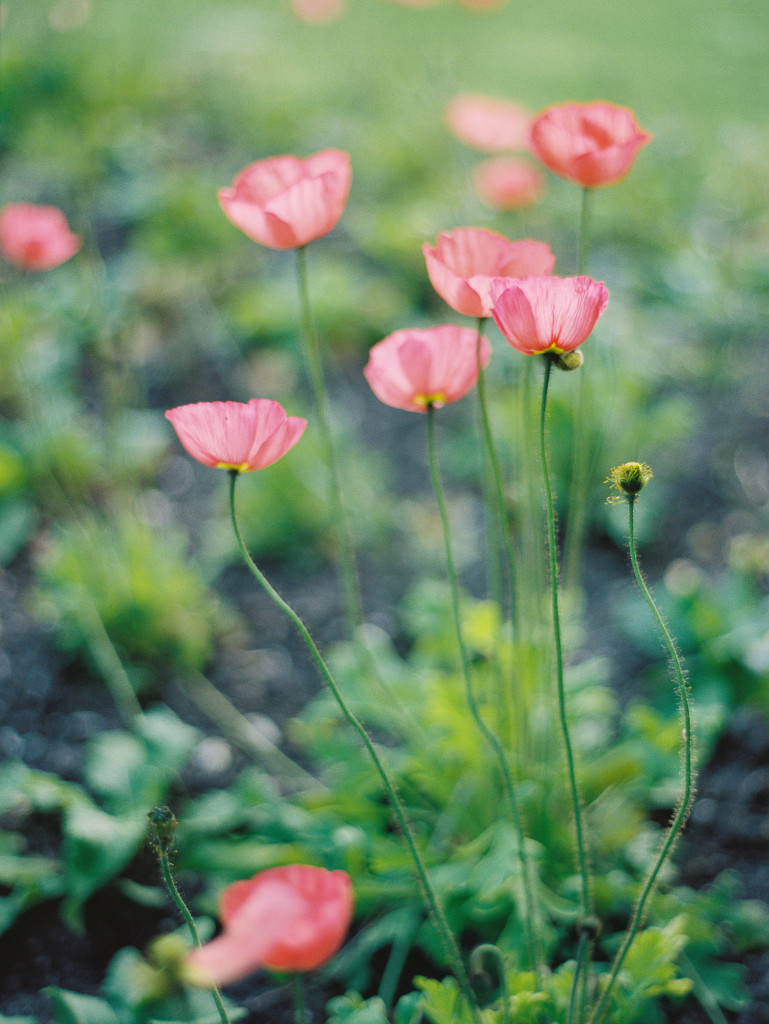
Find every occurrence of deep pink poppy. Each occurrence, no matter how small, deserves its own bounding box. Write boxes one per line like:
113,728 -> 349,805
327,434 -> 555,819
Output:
364,324 -> 490,413
187,865 -> 353,987
529,102 -> 651,188
490,275 -> 609,355
473,157 -> 545,211
423,228 -> 555,319
444,93 -> 530,153
165,399 -> 307,471
0,203 -> 82,271
218,149 -> 351,249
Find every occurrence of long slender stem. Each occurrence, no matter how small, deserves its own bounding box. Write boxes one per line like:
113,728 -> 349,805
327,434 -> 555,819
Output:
539,358 -> 591,917
427,407 -> 541,975
588,496 -> 694,1024
564,186 -> 595,593
474,318 -> 520,645
157,849 -> 230,1024
539,358 -> 591,1024
227,471 -> 479,1021
577,187 -> 592,277
295,245 -> 363,632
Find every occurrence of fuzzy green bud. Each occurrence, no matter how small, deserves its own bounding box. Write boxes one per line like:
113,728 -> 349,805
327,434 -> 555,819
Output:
148,806 -> 177,852
606,462 -> 653,503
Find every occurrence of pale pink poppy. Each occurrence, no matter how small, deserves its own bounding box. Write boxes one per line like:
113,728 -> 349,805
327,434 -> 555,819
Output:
290,0 -> 345,21
423,228 -> 554,319
473,157 -> 545,210
490,275 -> 609,355
218,149 -> 351,250
0,203 -> 81,271
165,399 -> 307,472
529,102 -> 651,188
188,866 -> 353,987
445,93 -> 530,153
364,325 -> 490,413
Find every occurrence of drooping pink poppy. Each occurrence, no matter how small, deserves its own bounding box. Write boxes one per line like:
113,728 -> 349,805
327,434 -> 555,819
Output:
364,325 -> 490,413
187,865 -> 353,987
165,399 -> 307,472
423,228 -> 554,319
0,203 -> 82,271
290,0 -> 346,21
473,157 -> 545,210
490,275 -> 609,355
529,102 -> 651,188
218,149 -> 352,250
444,93 -> 530,152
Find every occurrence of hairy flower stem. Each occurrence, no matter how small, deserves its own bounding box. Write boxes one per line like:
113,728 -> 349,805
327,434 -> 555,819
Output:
588,496 -> 694,1024
295,245 -> 363,634
474,318 -> 520,645
564,186 -> 594,593
228,471 -> 480,1022
155,846 -> 230,1024
577,186 -> 592,277
539,357 -> 592,1020
427,407 -> 541,976
293,976 -> 308,1024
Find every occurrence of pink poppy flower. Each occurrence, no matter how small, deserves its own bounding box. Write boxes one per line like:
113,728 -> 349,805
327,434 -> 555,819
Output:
444,93 -> 530,152
165,399 -> 307,472
290,0 -> 346,21
218,149 -> 352,250
529,102 -> 651,188
490,275 -> 609,355
473,157 -> 545,210
187,865 -> 353,987
0,203 -> 82,271
364,325 -> 490,413
423,228 -> 554,319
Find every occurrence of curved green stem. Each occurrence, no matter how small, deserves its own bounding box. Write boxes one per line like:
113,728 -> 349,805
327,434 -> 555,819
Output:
227,471 -> 479,1021
427,407 -> 540,975
157,850 -> 230,1024
588,496 -> 694,1024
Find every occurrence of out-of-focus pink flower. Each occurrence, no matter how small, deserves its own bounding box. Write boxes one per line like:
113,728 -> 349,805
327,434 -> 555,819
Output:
187,866 -> 353,987
218,150 -> 351,250
290,0 -> 345,21
423,228 -> 554,319
165,399 -> 307,472
473,157 -> 545,210
364,325 -> 490,413
445,93 -> 530,152
0,203 -> 81,271
529,102 -> 651,188
457,0 -> 506,9
490,275 -> 609,355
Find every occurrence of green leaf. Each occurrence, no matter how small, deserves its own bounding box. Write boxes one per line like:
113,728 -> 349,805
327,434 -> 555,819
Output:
44,989 -> 120,1024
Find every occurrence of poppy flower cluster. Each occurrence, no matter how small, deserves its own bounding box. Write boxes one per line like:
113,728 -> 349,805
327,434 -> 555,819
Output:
188,865 -> 353,987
